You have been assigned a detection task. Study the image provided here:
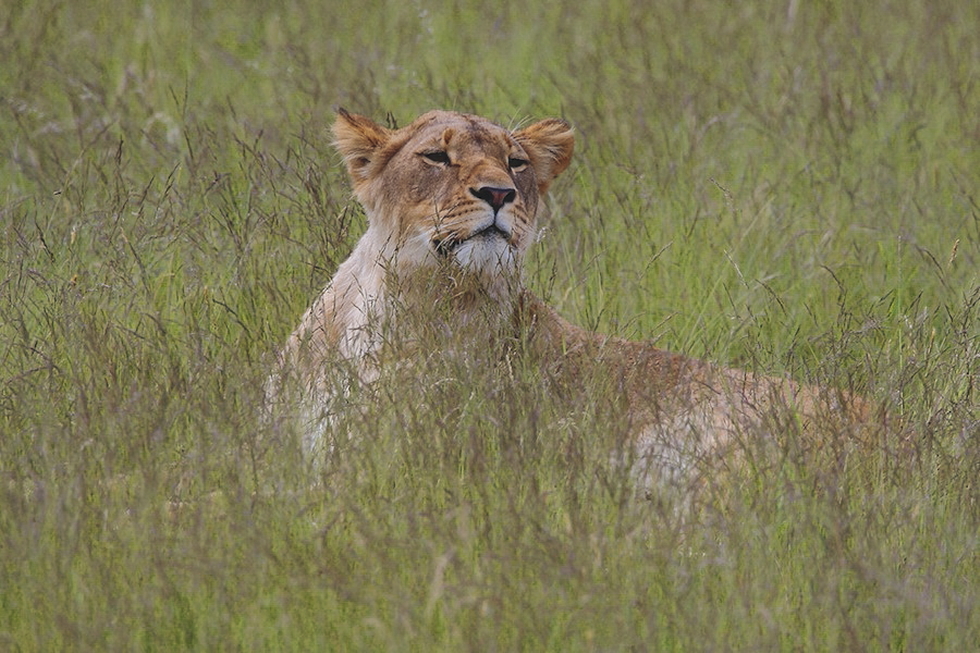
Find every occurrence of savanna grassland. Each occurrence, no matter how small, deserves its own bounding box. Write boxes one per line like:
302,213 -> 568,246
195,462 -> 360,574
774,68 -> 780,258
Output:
2,0 -> 979,650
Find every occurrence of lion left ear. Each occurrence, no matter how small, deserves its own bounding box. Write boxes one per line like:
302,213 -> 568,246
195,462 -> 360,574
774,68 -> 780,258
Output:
332,109 -> 394,184
513,119 -> 575,194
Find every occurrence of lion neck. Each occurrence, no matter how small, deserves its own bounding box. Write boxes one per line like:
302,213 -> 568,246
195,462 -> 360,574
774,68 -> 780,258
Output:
325,224 -> 527,361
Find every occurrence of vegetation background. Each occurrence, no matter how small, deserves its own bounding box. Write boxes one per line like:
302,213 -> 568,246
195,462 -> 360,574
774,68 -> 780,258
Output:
2,0 -> 978,649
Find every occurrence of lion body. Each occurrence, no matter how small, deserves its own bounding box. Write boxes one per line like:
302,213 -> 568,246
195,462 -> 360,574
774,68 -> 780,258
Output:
277,109 -> 876,481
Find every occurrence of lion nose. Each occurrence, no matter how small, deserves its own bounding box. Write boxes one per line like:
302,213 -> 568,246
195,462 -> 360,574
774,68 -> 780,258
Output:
471,186 -> 516,213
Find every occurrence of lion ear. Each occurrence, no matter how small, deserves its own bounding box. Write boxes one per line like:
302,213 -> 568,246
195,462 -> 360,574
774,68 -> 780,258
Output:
513,119 -> 575,194
332,109 -> 393,183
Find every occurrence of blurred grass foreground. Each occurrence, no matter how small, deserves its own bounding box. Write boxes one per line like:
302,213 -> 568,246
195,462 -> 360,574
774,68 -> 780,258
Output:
2,0 -> 979,649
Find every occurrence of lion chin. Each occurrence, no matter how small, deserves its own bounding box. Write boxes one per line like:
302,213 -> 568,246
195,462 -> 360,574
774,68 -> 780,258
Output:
274,108 -> 884,490
437,228 -> 518,276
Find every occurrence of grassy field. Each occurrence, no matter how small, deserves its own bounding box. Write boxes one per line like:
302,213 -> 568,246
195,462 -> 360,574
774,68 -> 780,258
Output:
2,0 -> 979,649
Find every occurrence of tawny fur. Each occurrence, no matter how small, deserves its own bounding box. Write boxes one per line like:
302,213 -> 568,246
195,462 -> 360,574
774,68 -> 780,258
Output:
277,109 -> 877,479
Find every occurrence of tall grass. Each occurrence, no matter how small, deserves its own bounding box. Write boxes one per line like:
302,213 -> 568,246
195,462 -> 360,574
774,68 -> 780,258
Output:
2,0 -> 978,649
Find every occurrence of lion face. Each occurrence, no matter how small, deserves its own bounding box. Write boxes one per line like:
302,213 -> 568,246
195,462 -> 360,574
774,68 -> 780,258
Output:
332,110 -> 574,284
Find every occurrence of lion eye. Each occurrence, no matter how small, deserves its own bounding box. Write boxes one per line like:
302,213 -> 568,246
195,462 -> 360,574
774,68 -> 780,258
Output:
508,157 -> 529,172
421,151 -> 451,165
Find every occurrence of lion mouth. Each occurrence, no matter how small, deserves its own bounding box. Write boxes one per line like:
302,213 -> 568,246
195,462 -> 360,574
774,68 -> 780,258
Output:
433,225 -> 511,257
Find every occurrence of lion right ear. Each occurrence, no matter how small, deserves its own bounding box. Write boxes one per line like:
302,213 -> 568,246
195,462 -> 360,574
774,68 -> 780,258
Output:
332,109 -> 393,183
513,119 -> 575,194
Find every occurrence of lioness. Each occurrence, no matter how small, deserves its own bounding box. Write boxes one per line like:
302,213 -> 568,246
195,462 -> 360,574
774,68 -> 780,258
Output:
277,109 -> 877,482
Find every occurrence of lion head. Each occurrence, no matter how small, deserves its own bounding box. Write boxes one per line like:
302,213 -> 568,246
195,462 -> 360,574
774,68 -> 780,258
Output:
332,110 -> 574,292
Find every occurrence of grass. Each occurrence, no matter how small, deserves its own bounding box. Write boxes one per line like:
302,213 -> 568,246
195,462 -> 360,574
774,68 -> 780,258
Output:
2,0 -> 979,649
